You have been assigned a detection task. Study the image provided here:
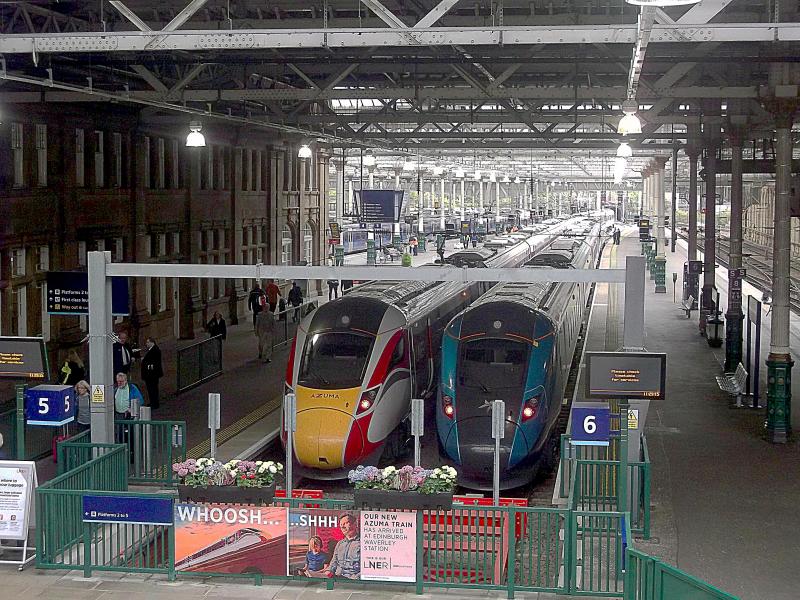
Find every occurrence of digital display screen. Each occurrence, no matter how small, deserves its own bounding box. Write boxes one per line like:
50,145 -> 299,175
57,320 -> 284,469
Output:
0,337 -> 48,380
585,352 -> 666,400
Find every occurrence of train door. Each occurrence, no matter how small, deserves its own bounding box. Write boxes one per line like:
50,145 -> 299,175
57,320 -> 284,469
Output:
410,318 -> 433,398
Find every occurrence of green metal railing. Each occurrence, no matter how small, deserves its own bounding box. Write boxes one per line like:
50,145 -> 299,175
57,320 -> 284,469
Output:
35,447 -> 732,600
625,548 -> 739,600
0,405 -> 61,461
114,419 -> 187,485
560,434 -> 650,539
37,444 -> 129,568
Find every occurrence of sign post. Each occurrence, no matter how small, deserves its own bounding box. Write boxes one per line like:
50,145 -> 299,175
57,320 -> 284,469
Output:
284,393 -> 296,499
491,399 -> 505,506
411,398 -> 424,468
746,295 -> 762,408
208,393 -> 221,459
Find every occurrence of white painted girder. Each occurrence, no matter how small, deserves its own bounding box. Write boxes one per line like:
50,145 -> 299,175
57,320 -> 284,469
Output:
1,23 -> 798,54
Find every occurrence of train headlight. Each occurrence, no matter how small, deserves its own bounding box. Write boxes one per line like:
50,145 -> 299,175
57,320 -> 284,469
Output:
521,397 -> 540,422
357,386 -> 379,414
442,394 -> 455,419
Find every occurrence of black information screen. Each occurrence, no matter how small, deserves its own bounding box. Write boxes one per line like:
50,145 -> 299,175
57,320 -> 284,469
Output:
360,190 -> 398,223
0,337 -> 48,380
585,352 -> 666,400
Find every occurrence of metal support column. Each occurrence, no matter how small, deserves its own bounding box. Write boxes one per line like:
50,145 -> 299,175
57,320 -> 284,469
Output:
686,142 -> 700,307
767,112 -> 795,443
654,157 -> 668,293
88,250 -> 115,444
700,140 -> 719,334
725,128 -> 745,371
440,177 -> 446,230
671,145 -> 678,252
495,179 -> 501,222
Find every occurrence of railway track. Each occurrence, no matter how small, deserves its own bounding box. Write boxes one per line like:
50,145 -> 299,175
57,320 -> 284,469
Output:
676,230 -> 800,313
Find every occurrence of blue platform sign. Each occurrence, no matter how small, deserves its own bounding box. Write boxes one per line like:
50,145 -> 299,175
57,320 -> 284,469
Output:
25,384 -> 75,426
570,402 -> 611,446
46,271 -> 129,316
82,495 -> 174,526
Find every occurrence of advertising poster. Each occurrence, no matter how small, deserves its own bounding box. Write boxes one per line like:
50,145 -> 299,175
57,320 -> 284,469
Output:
288,508 -> 359,579
173,503 -> 287,575
360,510 -> 417,582
0,462 -> 35,540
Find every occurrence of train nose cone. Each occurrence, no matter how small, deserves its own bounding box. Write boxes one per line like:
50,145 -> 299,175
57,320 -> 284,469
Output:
294,408 -> 362,470
448,416 -> 530,485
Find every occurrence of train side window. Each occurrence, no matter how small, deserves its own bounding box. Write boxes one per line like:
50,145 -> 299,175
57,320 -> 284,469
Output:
389,335 -> 406,369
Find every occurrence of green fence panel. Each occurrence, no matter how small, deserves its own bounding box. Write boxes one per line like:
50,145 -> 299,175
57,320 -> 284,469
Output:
37,444 -> 129,569
513,507 -> 568,594
625,549 -> 739,600
570,510 -> 626,597
114,420 -> 186,485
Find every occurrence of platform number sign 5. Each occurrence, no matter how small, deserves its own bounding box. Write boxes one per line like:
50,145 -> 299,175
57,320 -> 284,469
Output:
570,403 -> 611,447
24,384 -> 76,426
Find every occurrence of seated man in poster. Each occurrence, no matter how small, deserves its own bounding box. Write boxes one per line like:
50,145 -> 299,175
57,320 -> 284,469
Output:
325,513 -> 360,579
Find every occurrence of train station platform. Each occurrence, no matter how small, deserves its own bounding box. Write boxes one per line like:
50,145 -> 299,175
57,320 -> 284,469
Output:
583,228 -> 800,600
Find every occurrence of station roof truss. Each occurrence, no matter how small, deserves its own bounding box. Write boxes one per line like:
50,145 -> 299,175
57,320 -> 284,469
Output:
1,0 -> 799,182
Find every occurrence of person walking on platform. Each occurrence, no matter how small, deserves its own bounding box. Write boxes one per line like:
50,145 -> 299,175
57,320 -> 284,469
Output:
410,237 -> 418,256
140,337 -> 163,410
341,280 -> 354,293
265,278 -> 281,313
288,281 -> 303,322
248,284 -> 267,329
255,310 -> 275,363
206,311 -> 227,340
114,372 -> 143,420
327,279 -> 340,300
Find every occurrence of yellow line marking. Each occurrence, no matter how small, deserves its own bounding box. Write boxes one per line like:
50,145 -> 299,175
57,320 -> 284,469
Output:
186,394 -> 283,460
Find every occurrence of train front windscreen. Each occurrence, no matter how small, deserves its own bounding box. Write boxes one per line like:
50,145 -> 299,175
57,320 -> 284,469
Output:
298,331 -> 374,389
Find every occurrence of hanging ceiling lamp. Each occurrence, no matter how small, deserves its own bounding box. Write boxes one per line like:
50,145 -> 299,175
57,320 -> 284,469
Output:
402,159 -> 416,171
618,100 -> 642,136
613,157 -> 628,184
455,168 -> 465,178
363,150 -> 376,167
185,121 -> 206,147
298,144 -> 313,159
616,142 -> 633,158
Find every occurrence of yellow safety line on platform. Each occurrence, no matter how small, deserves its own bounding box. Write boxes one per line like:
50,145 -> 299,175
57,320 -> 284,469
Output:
186,394 -> 283,460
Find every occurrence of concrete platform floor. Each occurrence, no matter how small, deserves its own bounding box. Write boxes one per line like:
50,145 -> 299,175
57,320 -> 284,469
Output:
609,228 -> 800,600
0,568 -> 609,600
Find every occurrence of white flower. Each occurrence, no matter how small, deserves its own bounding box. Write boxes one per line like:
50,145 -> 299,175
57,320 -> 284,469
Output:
276,463 -> 284,471
268,465 -> 277,474
255,461 -> 263,466
383,466 -> 396,476
430,473 -> 438,479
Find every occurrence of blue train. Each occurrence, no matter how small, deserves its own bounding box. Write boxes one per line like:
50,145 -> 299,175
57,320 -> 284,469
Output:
436,220 -> 604,489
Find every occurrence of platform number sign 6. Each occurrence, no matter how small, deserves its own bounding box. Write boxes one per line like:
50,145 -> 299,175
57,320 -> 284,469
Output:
571,404 -> 611,447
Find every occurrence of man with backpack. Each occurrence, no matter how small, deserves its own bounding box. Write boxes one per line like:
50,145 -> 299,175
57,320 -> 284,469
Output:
248,284 -> 267,330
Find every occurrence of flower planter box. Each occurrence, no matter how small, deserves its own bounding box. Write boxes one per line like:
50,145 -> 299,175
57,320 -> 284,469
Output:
177,482 -> 276,505
354,488 -> 453,511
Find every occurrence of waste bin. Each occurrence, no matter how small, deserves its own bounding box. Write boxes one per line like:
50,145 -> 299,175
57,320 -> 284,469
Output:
706,311 -> 724,348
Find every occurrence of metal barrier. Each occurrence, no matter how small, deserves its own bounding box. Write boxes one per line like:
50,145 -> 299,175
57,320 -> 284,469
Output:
176,334 -> 223,393
0,405 -> 60,461
625,548 -> 738,600
37,444 -> 129,568
271,299 -> 319,349
560,435 -> 650,539
33,452 -> 729,600
114,419 -> 187,485
57,441 -> 118,476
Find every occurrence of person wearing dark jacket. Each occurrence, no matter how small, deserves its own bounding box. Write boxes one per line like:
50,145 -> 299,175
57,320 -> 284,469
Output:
248,284 -> 267,329
140,337 -> 164,410
206,311 -> 227,340
60,350 -> 86,386
288,282 -> 303,323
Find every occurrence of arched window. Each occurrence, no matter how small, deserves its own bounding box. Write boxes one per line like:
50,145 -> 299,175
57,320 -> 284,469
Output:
303,223 -> 314,265
281,224 -> 293,266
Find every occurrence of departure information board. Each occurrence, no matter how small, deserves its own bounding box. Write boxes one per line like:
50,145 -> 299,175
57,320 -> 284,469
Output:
357,190 -> 404,223
585,352 -> 666,400
0,337 -> 48,380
